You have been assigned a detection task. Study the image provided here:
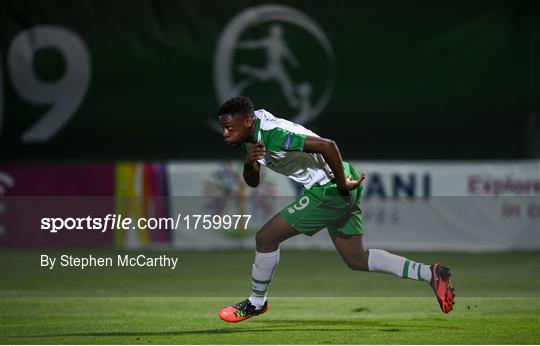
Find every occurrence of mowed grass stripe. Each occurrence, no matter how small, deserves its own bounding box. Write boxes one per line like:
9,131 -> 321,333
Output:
1,297 -> 538,344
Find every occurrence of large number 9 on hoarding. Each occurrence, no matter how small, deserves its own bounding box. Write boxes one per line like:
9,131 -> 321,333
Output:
3,25 -> 90,142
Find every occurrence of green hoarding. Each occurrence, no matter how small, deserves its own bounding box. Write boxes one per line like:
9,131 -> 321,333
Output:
0,1 -> 538,160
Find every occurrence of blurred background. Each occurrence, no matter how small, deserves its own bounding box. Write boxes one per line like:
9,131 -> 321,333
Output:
0,0 -> 539,297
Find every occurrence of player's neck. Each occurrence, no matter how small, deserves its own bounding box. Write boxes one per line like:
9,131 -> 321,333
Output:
248,129 -> 256,143
247,120 -> 258,143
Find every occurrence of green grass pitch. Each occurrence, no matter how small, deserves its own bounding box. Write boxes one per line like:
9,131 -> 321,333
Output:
1,250 -> 539,344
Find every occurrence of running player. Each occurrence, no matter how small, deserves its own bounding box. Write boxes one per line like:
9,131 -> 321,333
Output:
216,96 -> 455,322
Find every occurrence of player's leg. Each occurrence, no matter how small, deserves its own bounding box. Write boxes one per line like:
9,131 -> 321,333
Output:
218,213 -> 299,322
249,213 -> 299,307
329,232 -> 369,271
330,232 -> 432,279
255,212 -> 299,252
274,68 -> 299,108
329,229 -> 455,313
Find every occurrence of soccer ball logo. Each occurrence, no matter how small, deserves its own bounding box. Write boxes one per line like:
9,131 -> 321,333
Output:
213,4 -> 335,127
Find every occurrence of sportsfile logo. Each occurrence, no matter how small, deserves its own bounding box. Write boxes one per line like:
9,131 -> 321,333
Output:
40,213 -> 252,233
41,214 -> 148,233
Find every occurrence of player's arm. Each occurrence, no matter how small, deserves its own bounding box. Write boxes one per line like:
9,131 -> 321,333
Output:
303,136 -> 363,192
243,141 -> 265,188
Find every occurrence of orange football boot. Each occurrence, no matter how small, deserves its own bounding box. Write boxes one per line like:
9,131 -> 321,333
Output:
430,263 -> 456,313
218,299 -> 269,323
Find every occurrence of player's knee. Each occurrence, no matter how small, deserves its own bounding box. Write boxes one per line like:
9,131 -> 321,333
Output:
343,256 -> 369,271
255,230 -> 276,251
255,231 -> 265,247
347,262 -> 368,271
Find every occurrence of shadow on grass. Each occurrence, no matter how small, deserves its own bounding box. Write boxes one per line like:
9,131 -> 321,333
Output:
5,319 -> 457,339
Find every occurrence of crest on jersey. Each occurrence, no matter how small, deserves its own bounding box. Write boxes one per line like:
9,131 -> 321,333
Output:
284,134 -> 293,149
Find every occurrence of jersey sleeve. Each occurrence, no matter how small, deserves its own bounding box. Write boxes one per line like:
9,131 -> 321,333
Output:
264,127 -> 306,152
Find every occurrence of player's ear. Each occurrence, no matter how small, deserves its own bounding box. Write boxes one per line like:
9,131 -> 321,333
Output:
245,115 -> 255,127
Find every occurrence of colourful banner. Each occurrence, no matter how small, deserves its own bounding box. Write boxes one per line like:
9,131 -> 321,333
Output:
0,164 -> 115,246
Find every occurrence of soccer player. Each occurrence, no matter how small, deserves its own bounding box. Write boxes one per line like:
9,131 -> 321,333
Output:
217,96 -> 455,322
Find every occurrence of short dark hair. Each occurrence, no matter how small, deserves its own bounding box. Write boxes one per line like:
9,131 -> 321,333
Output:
218,96 -> 254,117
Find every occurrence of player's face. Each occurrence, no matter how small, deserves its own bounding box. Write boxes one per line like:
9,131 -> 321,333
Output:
218,114 -> 254,146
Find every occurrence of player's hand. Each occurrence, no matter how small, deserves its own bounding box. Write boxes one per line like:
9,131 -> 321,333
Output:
338,171 -> 366,191
245,141 -> 266,165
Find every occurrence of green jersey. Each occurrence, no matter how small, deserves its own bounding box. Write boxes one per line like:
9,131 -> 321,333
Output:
244,109 -> 334,189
